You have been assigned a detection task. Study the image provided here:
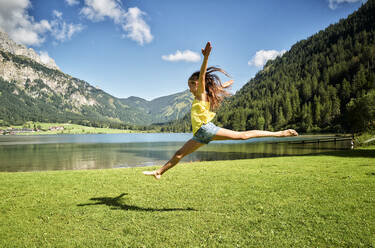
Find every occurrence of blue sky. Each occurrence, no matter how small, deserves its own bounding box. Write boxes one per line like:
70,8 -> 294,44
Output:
0,0 -> 366,100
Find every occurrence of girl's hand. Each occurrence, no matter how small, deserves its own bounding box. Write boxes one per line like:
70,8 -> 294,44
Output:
222,79 -> 234,88
201,42 -> 212,57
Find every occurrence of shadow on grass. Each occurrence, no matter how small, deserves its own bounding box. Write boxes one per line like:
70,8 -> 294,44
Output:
319,149 -> 375,158
77,193 -> 196,212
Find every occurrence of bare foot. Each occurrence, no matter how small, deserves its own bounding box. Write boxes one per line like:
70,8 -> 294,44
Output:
279,129 -> 298,137
143,170 -> 161,180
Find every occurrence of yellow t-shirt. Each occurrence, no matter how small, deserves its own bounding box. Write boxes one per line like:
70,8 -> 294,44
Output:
191,98 -> 216,135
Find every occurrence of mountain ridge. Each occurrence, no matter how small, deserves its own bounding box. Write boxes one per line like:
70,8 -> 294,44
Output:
0,31 -> 193,127
0,29 -> 59,71
120,90 -> 193,124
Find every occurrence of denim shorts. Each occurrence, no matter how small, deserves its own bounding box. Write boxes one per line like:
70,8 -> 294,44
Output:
192,122 -> 220,144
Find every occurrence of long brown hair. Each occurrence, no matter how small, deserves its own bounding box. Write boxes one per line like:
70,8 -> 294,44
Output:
189,66 -> 232,111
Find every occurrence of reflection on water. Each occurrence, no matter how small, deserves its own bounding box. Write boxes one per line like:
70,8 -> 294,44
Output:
0,134 -> 351,172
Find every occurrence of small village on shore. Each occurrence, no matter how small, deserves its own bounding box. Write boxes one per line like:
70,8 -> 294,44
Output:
0,126 -> 64,135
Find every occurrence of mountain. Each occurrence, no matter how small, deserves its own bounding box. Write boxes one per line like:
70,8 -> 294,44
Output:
120,90 -> 193,124
0,29 -> 193,127
0,30 -> 59,70
162,0 -> 375,133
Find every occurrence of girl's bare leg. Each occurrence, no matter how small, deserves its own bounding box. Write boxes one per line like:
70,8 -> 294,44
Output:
213,128 -> 298,141
143,139 -> 204,179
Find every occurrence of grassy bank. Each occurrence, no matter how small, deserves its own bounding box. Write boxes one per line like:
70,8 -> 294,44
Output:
0,122 -> 138,135
354,131 -> 375,146
1,147 -> 374,247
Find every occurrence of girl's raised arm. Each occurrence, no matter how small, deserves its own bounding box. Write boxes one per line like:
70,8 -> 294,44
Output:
197,42 -> 212,96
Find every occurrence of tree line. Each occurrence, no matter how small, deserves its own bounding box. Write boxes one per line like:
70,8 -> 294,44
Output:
161,0 -> 375,134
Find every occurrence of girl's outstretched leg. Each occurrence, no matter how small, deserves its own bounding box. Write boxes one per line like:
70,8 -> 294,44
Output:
213,128 -> 298,141
143,139 -> 204,179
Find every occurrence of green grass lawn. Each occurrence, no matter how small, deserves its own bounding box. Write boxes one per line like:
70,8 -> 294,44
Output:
0,147 -> 374,247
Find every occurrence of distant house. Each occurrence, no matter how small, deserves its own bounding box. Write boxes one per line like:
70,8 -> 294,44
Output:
49,126 -> 64,131
8,128 -> 34,135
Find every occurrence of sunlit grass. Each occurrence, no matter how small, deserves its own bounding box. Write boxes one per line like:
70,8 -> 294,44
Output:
0,147 -> 374,247
0,122 -> 137,135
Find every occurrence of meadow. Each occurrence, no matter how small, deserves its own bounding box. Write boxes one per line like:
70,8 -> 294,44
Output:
0,122 -> 137,135
0,147 -> 374,247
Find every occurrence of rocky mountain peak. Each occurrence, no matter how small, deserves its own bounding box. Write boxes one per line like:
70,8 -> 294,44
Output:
0,28 -> 192,127
0,29 -> 60,71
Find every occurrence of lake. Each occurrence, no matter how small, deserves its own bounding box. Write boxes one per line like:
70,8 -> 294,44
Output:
0,133 -> 352,172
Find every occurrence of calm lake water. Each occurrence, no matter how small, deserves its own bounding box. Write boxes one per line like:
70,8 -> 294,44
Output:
0,133 -> 351,172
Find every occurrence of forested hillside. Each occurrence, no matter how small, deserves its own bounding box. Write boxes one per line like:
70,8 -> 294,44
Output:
162,0 -> 375,133
0,46 -> 151,128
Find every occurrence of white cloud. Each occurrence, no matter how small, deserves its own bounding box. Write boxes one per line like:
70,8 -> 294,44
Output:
10,28 -> 45,46
39,51 -> 53,64
248,49 -> 286,67
50,11 -> 84,42
123,7 -> 153,45
80,0 -> 153,45
80,0 -> 123,23
53,10 -> 63,19
0,0 -> 50,46
0,0 -> 83,46
328,0 -> 367,9
33,19 -> 52,33
51,22 -> 84,42
66,0 -> 79,6
162,50 -> 200,62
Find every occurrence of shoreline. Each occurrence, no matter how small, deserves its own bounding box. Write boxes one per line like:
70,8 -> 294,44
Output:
1,145 -> 372,174
0,121 -> 158,135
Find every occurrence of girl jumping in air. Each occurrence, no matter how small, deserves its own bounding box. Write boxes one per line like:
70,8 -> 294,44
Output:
143,42 -> 298,179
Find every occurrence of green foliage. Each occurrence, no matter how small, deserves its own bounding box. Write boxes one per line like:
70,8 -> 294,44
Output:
164,0 -> 375,133
217,0 -> 375,133
346,89 -> 375,132
354,131 -> 375,146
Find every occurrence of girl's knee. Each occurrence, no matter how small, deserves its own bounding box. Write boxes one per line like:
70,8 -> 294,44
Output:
174,149 -> 185,160
238,132 -> 247,140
